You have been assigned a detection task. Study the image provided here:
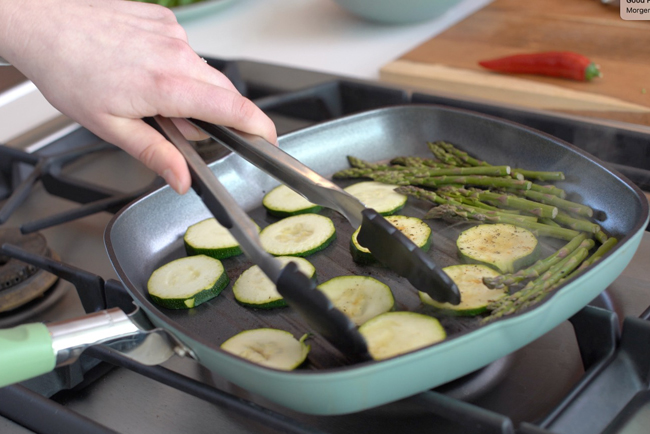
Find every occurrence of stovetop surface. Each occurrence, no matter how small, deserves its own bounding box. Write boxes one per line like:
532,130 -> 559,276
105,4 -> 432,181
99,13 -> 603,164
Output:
1,59 -> 650,434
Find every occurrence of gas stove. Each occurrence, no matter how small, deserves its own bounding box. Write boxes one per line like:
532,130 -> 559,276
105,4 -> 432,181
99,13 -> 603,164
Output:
1,58 -> 650,434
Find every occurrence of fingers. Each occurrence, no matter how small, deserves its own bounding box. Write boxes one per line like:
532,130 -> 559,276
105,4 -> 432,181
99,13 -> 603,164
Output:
97,116 -> 192,195
149,76 -> 277,145
172,118 -> 209,142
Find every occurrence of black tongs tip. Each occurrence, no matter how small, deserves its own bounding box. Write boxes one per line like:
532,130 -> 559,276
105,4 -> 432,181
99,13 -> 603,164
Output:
357,209 -> 461,305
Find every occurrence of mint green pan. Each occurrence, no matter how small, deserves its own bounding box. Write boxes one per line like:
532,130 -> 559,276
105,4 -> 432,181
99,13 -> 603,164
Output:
3,105 -> 648,415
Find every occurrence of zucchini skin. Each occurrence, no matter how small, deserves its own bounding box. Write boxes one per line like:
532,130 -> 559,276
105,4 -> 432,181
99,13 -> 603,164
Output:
184,218 -> 260,260
262,185 -> 323,218
235,298 -> 288,310
148,267 -> 230,310
264,205 -> 323,219
184,243 -> 242,260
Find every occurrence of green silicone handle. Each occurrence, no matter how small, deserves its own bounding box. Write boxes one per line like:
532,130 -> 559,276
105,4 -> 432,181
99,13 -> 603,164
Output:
0,323 -> 55,387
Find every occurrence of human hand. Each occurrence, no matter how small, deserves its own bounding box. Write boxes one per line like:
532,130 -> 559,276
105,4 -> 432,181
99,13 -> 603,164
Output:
0,0 -> 277,194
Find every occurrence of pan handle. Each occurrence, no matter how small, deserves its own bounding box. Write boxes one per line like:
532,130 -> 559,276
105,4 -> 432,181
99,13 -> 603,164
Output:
0,323 -> 56,388
0,308 -> 142,388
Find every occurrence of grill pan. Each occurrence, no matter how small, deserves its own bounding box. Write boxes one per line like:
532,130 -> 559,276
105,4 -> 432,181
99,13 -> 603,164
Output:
101,105 -> 648,413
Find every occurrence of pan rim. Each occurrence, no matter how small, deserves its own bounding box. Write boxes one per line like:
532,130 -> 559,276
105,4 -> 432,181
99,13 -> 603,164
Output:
105,103 -> 649,379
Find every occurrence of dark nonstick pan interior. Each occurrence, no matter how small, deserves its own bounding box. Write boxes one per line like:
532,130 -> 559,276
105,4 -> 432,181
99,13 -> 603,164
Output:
107,104 -> 648,372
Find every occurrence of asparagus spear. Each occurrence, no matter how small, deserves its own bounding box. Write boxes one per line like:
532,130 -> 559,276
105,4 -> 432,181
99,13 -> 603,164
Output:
424,204 -> 580,240
369,171 -> 532,190
484,239 -> 594,322
446,186 -> 559,218
390,156 -> 449,168
427,142 -> 465,166
553,211 -> 601,234
595,230 -> 610,244
539,217 -> 562,227
510,189 -> 594,218
333,165 -> 512,179
482,233 -> 588,289
564,237 -> 618,280
346,156 -> 385,169
434,141 -> 566,182
435,141 -> 489,167
528,183 -> 567,199
519,245 -> 594,309
438,190 -> 523,214
510,169 -> 565,182
396,186 -> 538,224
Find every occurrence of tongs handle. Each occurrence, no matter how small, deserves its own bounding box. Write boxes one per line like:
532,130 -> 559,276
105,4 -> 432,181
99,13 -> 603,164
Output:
189,119 -> 365,228
153,116 -> 370,361
154,117 -> 278,280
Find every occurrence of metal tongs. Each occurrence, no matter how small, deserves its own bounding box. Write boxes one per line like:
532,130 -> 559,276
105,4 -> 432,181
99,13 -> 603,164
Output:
154,116 -> 460,361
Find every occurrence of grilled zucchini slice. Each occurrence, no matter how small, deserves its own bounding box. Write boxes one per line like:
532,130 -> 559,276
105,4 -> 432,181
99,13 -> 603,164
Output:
184,217 -> 260,260
262,184 -> 322,217
457,224 -> 541,274
233,256 -> 316,309
260,214 -> 336,257
317,276 -> 394,326
343,181 -> 407,215
220,328 -> 310,371
358,311 -> 446,360
420,264 -> 507,316
350,215 -> 432,264
147,254 -> 229,309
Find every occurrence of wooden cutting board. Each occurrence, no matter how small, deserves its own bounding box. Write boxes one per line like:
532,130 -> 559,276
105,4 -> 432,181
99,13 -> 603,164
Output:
380,0 -> 650,126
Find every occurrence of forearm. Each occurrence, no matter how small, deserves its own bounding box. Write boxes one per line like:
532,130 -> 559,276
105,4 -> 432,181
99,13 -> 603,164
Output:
0,0 -> 30,67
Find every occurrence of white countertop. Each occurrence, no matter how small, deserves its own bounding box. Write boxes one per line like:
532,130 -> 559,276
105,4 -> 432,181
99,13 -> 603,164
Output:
0,0 -> 491,143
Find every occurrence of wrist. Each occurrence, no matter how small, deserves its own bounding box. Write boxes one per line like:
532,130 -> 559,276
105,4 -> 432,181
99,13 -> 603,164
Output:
0,0 -> 31,66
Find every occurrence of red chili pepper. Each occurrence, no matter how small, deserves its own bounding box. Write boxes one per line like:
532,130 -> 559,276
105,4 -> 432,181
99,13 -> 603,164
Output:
478,51 -> 601,82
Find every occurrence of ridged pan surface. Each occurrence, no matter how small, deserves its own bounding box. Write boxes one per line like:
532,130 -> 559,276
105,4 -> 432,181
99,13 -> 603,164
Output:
105,105 -> 649,415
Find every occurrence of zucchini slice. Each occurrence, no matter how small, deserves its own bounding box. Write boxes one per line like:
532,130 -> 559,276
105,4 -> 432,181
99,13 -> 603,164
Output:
343,181 -> 407,215
457,224 -> 541,274
184,217 -> 260,260
233,256 -> 316,309
358,311 -> 446,361
147,254 -> 229,309
262,184 -> 322,217
317,276 -> 394,326
420,264 -> 507,316
259,214 -> 336,257
220,328 -> 310,371
350,215 -> 432,264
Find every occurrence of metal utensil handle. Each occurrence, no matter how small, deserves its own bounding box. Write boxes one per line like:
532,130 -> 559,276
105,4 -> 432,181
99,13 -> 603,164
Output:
0,308 -> 142,388
154,116 -> 283,282
188,119 -> 460,304
189,119 -> 364,228
155,117 -> 370,359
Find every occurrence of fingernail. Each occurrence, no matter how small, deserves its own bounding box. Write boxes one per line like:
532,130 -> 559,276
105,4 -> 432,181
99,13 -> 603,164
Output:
162,169 -> 181,194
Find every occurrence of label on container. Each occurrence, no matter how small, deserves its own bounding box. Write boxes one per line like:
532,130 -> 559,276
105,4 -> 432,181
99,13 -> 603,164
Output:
621,0 -> 650,20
